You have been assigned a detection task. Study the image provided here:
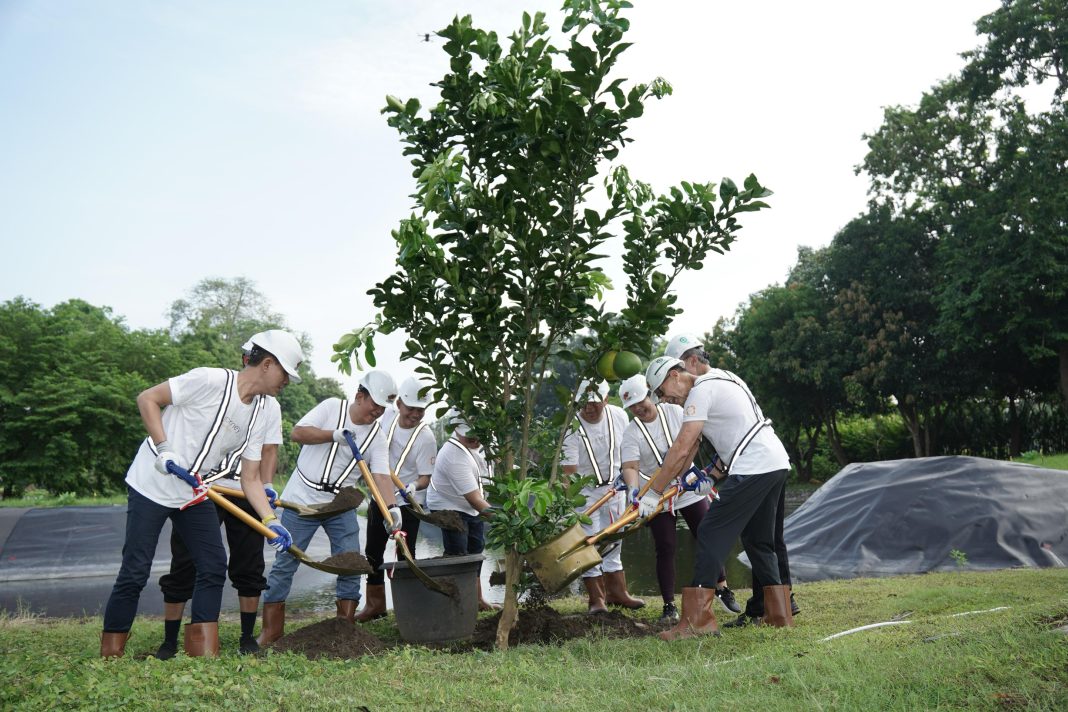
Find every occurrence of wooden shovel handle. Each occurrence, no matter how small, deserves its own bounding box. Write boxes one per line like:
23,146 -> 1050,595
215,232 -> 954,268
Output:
586,485 -> 680,547
389,470 -> 427,514
357,457 -> 395,527
204,487 -> 277,540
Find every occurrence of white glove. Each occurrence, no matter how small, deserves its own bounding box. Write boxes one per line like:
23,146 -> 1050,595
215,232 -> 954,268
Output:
400,482 -> 417,502
638,490 -> 661,518
153,442 -> 185,475
332,429 -> 349,444
384,506 -> 403,533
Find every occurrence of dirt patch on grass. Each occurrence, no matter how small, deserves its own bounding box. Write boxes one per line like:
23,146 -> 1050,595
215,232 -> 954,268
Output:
269,617 -> 387,659
466,604 -> 659,650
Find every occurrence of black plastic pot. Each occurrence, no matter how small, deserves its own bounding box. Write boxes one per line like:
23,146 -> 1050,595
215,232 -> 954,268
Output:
384,553 -> 484,643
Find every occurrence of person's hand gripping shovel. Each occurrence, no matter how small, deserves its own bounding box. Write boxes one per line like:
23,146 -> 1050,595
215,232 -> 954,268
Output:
164,461 -> 371,576
341,431 -> 456,597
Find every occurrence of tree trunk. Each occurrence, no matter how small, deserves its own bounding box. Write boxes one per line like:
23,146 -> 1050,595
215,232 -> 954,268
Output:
897,399 -> 923,458
1060,343 -> 1068,414
824,411 -> 849,466
494,548 -> 521,651
1006,396 -> 1022,457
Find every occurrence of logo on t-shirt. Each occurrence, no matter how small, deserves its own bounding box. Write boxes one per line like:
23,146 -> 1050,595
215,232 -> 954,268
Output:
685,405 -> 696,416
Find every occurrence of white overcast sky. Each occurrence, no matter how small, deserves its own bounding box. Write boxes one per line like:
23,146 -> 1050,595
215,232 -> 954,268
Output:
0,1 -> 999,394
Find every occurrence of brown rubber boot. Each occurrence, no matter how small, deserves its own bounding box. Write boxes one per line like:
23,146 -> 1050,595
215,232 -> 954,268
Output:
659,587 -> 720,641
355,585 -> 387,623
183,621 -> 220,657
336,598 -> 357,624
257,601 -> 285,646
761,585 -> 795,627
583,575 -> 608,614
603,570 -> 645,609
100,631 -> 129,658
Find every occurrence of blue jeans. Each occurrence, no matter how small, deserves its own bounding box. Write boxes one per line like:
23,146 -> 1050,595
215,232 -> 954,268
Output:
263,508 -> 362,603
103,486 -> 226,632
439,511 -> 485,559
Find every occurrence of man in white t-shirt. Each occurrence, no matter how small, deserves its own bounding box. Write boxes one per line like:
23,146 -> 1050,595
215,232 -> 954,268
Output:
100,329 -> 304,659
258,370 -> 400,645
642,355 -> 793,641
355,377 -> 437,623
426,409 -> 496,610
154,341 -> 285,659
665,333 -> 798,625
561,379 -> 644,613
617,374 -> 740,623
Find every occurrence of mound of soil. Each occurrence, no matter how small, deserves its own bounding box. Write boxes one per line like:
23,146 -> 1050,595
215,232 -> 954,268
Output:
269,617 -> 387,659
420,509 -> 465,532
319,552 -> 373,573
315,486 -> 365,515
468,606 -> 659,650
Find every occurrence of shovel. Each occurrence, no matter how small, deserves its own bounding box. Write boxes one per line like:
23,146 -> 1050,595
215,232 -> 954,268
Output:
388,471 -> 465,532
215,483 -> 366,520
342,431 -> 456,598
526,479 -> 679,593
167,463 -> 372,576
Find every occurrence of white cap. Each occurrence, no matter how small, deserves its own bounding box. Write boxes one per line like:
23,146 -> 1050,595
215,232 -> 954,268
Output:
645,356 -> 684,401
665,333 -> 704,360
574,379 -> 610,404
444,408 -> 471,437
247,330 -> 304,384
618,374 -> 649,409
358,370 -> 397,407
398,377 -> 432,408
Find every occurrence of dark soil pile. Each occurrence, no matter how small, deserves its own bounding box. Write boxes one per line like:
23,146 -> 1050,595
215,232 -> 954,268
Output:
419,509 -> 464,532
319,551 -> 373,573
468,605 -> 659,650
315,486 -> 364,515
269,617 -> 386,659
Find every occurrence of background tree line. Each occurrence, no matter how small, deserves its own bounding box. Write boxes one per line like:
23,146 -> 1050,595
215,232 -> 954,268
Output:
703,0 -> 1068,481
0,278 -> 343,498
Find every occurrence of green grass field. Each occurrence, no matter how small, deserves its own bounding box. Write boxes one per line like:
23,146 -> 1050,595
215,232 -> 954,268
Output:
2,568 -> 1066,711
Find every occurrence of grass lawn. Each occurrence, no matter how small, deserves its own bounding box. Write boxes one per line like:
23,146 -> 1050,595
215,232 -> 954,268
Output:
2,568 -> 1066,711
1013,451 -> 1068,471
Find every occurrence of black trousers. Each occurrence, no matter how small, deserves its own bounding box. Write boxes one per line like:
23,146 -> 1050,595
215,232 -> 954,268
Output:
691,469 -> 787,590
159,493 -> 266,602
364,505 -> 422,586
743,478 -> 793,617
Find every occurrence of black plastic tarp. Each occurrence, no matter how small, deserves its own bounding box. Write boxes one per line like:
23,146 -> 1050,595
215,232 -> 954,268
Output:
742,456 -> 1068,581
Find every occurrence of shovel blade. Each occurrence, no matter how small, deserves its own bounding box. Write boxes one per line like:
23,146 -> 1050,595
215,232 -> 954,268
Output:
526,523 -> 603,593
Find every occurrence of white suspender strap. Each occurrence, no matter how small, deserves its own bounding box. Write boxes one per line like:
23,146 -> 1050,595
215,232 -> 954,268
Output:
444,437 -> 486,496
576,414 -> 617,486
145,369 -> 236,476
204,395 -> 265,483
389,420 -> 427,476
692,371 -> 772,474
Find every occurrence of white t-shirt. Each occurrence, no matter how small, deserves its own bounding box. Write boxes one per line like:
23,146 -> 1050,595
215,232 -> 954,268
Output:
681,369 -> 790,475
280,397 -> 389,506
380,407 -> 437,506
620,403 -> 702,509
212,395 -> 283,485
427,438 -> 490,516
125,367 -> 270,508
561,404 -> 629,490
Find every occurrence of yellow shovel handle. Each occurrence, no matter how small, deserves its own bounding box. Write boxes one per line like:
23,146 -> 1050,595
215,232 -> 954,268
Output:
357,458 -> 395,528
586,485 -> 680,546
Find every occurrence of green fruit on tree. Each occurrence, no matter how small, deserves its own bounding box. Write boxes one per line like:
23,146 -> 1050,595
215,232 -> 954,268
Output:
613,350 -> 642,379
597,350 -> 618,381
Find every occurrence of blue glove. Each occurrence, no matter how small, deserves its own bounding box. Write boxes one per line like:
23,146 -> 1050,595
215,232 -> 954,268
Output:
263,517 -> 292,552
165,461 -> 202,490
682,467 -> 714,496
628,486 -> 641,508
263,484 -> 278,509
612,473 -> 626,491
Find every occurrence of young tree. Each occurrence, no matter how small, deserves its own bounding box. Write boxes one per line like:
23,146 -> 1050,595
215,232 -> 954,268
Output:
335,1 -> 770,649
